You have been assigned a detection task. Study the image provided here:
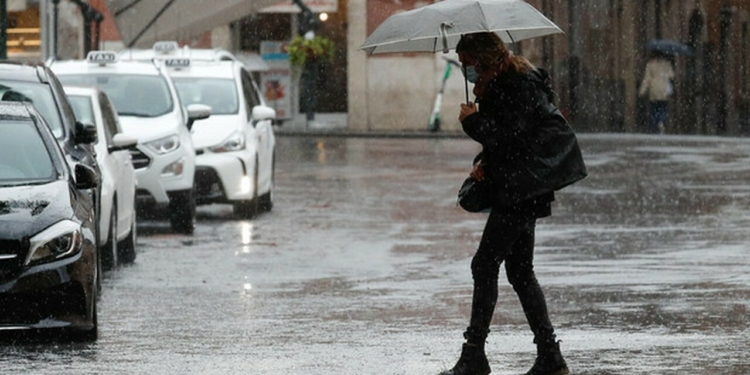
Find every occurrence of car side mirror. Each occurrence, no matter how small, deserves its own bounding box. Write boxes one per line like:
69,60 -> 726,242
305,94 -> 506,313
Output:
74,121 -> 98,144
186,104 -> 211,131
74,163 -> 99,190
109,133 -> 139,153
251,106 -> 276,127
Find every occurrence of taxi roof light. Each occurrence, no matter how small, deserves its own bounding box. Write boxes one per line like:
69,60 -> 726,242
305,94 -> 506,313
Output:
87,51 -> 117,65
153,41 -> 179,54
165,58 -> 190,68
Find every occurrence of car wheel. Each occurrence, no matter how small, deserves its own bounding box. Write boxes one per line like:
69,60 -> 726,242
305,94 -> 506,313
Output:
102,203 -> 118,271
169,189 -> 196,235
233,158 -> 259,219
258,156 -> 274,213
117,212 -> 137,264
70,284 -> 98,342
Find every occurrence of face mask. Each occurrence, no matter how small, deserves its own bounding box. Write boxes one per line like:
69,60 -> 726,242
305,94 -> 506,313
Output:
464,66 -> 479,84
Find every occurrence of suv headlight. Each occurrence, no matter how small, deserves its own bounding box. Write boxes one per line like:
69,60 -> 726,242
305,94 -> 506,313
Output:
209,131 -> 245,153
25,220 -> 84,265
145,135 -> 180,154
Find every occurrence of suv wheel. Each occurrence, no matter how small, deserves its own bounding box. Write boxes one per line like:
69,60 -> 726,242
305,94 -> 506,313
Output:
258,156 -> 274,213
118,213 -> 137,264
102,202 -> 118,270
168,189 -> 196,234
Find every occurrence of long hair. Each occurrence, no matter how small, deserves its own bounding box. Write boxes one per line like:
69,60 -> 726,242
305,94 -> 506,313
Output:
455,32 -> 534,74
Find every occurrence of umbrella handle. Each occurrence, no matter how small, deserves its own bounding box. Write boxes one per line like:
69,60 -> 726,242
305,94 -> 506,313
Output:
463,65 -> 469,104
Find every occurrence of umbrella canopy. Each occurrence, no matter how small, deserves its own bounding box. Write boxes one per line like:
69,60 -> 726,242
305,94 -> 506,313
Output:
105,0 -> 278,48
360,0 -> 563,55
646,39 -> 694,56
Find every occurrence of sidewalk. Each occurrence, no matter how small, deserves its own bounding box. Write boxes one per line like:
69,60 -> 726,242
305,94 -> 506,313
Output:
274,112 -> 467,138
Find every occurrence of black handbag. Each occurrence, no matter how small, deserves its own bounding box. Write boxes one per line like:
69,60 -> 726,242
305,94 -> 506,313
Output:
457,176 -> 494,213
497,111 -> 587,202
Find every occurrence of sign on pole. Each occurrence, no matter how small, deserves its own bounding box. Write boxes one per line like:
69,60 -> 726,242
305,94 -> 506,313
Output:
260,41 -> 293,120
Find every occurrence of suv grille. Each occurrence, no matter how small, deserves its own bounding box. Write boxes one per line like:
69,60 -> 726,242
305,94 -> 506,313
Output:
129,148 -> 151,169
0,239 -> 25,283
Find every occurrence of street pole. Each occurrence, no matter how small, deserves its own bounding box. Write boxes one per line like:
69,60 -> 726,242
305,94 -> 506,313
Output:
291,0 -> 321,125
0,0 -> 7,60
52,0 -> 60,59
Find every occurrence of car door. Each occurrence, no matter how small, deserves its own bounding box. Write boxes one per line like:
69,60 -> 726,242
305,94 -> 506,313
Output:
98,91 -> 136,240
240,69 -> 273,194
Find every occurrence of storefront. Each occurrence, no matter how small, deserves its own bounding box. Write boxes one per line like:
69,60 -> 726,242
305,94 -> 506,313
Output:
6,0 -> 41,62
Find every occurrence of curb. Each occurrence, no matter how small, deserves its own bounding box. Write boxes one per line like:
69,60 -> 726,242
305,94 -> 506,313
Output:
275,128 -> 469,139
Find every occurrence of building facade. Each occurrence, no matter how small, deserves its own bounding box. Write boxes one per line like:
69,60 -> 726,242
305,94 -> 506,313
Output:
350,0 -> 750,134
10,0 -> 748,134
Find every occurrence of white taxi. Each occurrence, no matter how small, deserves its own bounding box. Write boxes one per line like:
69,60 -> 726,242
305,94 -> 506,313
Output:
50,52 -> 209,234
64,86 -> 138,268
119,43 -> 277,219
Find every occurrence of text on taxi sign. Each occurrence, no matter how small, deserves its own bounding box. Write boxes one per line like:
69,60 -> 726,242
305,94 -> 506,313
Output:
153,41 -> 179,53
87,51 -> 117,64
165,59 -> 190,68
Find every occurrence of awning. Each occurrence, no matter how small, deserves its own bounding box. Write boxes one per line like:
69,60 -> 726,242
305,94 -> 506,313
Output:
105,0 -> 280,48
259,0 -> 338,14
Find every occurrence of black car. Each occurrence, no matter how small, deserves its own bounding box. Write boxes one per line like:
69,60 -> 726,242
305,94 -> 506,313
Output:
0,101 -> 99,341
0,62 -> 104,270
0,62 -> 98,172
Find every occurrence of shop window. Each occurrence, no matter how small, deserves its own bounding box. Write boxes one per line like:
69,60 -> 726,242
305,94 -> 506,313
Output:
7,3 -> 41,59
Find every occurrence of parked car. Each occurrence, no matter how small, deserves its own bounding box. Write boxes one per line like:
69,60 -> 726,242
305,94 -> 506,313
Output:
50,52 -> 209,234
0,61 -> 102,287
120,43 -> 277,218
0,101 -> 99,341
0,62 -> 99,169
64,86 -> 138,269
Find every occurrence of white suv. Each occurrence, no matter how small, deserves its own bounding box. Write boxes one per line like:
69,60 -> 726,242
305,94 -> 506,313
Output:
120,43 -> 277,218
50,52 -> 209,234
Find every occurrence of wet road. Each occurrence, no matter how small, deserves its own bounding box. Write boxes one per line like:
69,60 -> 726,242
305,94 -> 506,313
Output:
1,134 -> 749,374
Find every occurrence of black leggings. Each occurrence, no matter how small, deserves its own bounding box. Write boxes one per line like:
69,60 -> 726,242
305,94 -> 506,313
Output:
465,209 -> 555,344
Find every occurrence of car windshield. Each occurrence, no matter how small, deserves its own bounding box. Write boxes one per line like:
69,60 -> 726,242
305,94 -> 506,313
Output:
58,74 -> 173,118
172,78 -> 239,115
0,83 -> 64,138
0,119 -> 56,185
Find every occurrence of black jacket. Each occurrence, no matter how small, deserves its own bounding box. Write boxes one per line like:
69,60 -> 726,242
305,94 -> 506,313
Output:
461,68 -> 561,217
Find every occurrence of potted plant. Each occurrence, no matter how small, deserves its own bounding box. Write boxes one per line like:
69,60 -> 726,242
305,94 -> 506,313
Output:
286,35 -> 335,67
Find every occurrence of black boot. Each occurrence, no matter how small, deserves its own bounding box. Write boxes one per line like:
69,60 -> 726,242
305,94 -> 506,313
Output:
524,339 -> 569,375
438,343 -> 491,375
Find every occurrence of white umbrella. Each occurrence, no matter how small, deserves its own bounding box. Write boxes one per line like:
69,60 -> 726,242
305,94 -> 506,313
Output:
360,0 -> 563,55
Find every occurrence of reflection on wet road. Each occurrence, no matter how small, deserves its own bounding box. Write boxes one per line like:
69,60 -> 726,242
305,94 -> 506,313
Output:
0,134 -> 748,374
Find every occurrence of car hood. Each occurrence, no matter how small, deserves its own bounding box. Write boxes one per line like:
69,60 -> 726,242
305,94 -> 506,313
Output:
190,115 -> 243,150
0,181 -> 74,239
119,113 -> 183,143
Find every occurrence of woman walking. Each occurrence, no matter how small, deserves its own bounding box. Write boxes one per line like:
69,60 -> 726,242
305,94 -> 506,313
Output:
639,51 -> 675,134
440,32 -> 575,375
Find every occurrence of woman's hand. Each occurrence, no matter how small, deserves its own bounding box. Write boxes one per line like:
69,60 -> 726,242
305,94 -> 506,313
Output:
459,102 -> 478,122
470,161 -> 485,181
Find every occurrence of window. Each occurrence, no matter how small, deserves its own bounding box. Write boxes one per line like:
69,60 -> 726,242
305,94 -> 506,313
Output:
172,78 -> 239,115
58,75 -> 174,118
240,70 -> 261,120
0,120 -> 55,184
99,91 -> 122,143
0,82 -> 64,138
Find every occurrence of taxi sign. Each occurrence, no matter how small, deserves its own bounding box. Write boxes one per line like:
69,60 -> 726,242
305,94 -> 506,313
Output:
164,58 -> 190,68
87,51 -> 117,65
153,41 -> 179,54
